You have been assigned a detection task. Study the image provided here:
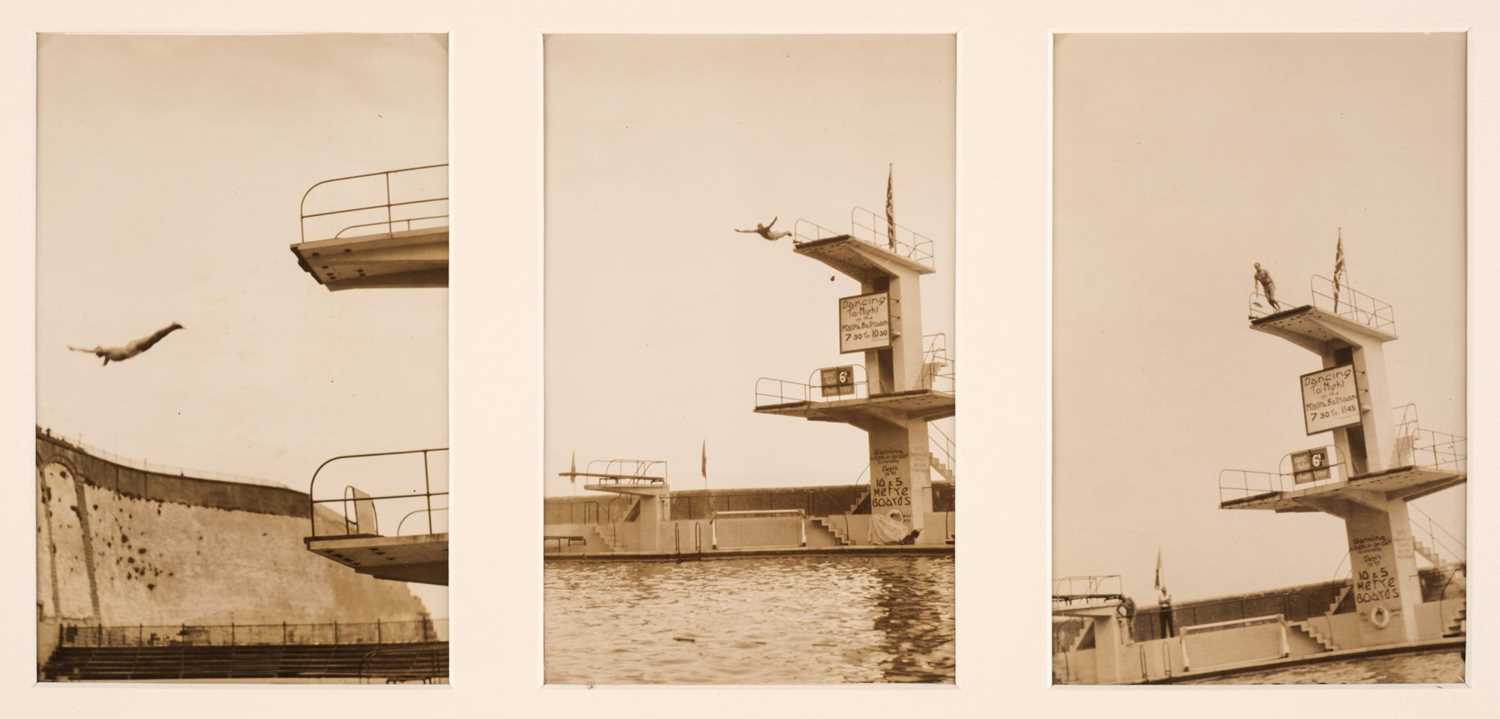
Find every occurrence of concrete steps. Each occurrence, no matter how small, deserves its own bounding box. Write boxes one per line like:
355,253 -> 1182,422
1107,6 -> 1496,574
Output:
1445,602 -> 1467,636
930,454 -> 955,482
1326,584 -> 1352,615
811,516 -> 855,546
591,524 -> 620,552
1287,620 -> 1339,652
845,489 -> 870,515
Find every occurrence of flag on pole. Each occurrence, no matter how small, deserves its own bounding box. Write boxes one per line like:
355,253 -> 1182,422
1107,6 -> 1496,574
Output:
1333,228 -> 1346,312
1154,548 -> 1164,590
701,440 -> 708,483
885,163 -> 896,251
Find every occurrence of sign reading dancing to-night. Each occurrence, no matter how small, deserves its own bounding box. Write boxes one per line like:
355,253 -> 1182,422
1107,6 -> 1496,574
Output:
1300,364 -> 1363,435
839,291 -> 892,353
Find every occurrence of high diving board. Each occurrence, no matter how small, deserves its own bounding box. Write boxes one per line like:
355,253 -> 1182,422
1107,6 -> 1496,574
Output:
793,235 -> 933,283
292,163 -> 449,291
304,533 -> 449,585
291,226 -> 448,291
1250,303 -> 1395,352
1220,466 -> 1466,513
755,388 -> 955,425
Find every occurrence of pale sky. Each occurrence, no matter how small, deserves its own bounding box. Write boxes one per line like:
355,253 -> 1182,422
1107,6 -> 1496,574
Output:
1053,34 -> 1467,603
543,35 -> 956,498
36,34 -> 449,616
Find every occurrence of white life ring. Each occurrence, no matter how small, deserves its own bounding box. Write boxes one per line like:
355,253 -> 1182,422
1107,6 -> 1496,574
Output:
1369,605 -> 1391,629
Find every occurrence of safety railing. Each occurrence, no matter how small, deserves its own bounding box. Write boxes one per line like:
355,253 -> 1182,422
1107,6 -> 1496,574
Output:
850,207 -> 935,268
1247,275 -> 1396,337
307,448 -> 448,539
793,218 -> 846,244
1409,505 -> 1466,568
298,163 -> 448,244
921,333 -> 957,394
754,364 -> 872,409
1406,428 -> 1466,474
397,507 -> 449,536
59,618 -> 448,648
1310,274 -> 1395,334
582,458 -> 668,485
1052,575 -> 1124,604
360,644 -> 446,684
929,421 -> 956,480
1220,444 -> 1348,504
36,427 -> 275,487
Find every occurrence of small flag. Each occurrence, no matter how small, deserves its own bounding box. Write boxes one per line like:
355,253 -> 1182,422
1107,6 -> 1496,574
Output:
1332,228 -> 1346,312
701,440 -> 708,481
885,163 -> 896,251
1154,548 -> 1164,590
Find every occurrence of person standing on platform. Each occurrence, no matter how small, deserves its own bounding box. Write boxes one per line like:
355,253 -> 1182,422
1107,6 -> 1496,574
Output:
1155,549 -> 1175,638
1253,262 -> 1280,311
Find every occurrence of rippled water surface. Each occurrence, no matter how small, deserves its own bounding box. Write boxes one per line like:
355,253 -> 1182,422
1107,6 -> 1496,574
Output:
545,555 -> 955,684
1182,649 -> 1464,684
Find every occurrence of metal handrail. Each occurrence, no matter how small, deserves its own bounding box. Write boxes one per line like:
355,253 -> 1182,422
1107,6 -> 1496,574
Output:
1220,425 -> 1464,504
850,206 -> 935,268
581,458 -> 668,484
397,506 -> 449,536
1408,505 -> 1465,567
754,374 -> 872,408
792,218 -> 845,244
334,213 -> 451,239
298,163 -> 448,244
1052,574 -> 1124,601
789,209 -> 937,270
1310,274 -> 1395,334
306,447 -> 448,538
1246,274 -> 1396,338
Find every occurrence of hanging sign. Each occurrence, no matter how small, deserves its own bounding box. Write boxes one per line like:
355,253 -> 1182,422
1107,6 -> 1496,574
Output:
1300,365 -> 1363,435
839,291 -> 892,353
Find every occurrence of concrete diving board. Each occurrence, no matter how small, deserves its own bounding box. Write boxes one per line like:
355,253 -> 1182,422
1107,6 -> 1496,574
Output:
755,388 -> 955,425
1220,466 -> 1466,512
793,235 -> 934,283
290,225 -> 448,291
1250,304 -> 1395,351
304,532 -> 449,585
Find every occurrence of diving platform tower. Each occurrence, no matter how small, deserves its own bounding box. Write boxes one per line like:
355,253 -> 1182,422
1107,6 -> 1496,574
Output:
755,209 -> 955,541
1219,274 -> 1466,648
291,164 -> 450,585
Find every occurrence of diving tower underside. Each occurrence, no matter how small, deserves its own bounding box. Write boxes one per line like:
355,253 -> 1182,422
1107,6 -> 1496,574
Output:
1250,304 -> 1396,352
290,226 -> 448,291
792,234 -> 934,282
754,388 -> 955,425
304,533 -> 449,586
1219,466 -> 1466,512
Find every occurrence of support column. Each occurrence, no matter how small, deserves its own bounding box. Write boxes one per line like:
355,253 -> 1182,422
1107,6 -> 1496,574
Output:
1344,498 -> 1422,646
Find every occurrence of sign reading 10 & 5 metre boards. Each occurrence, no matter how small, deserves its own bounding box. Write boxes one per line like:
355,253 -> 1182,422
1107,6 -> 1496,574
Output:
1300,364 -> 1363,435
839,291 -> 892,354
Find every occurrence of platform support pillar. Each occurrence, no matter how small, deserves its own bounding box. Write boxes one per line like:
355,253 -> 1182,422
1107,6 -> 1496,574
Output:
1341,498 -> 1423,647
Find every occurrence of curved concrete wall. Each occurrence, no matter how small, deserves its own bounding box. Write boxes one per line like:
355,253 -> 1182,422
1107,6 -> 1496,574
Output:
35,432 -> 429,633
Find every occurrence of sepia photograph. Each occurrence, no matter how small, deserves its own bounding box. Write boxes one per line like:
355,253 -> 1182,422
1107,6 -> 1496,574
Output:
542,34 -> 956,684
1051,33 -> 1466,684
35,34 -> 450,683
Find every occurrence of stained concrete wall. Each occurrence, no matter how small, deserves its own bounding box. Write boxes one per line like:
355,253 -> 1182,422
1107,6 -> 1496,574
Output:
543,483 -> 957,525
35,434 -> 428,635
